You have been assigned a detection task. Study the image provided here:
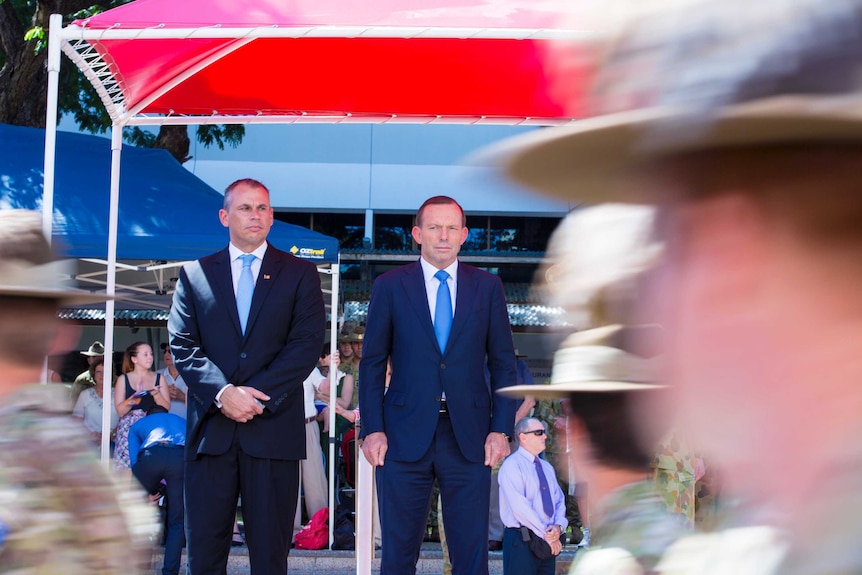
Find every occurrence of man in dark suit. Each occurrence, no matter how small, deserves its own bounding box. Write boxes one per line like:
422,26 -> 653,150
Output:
359,195 -> 517,575
168,178 -> 325,575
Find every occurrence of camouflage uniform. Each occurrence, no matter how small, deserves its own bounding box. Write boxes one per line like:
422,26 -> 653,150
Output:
0,384 -> 156,574
69,369 -> 96,410
569,480 -> 685,575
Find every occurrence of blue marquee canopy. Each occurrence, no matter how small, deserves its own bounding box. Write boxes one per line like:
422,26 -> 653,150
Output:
0,123 -> 338,264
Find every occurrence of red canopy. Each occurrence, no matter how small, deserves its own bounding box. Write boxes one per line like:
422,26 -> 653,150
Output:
65,0 -> 595,125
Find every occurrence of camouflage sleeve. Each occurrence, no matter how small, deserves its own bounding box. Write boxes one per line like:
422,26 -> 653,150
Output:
0,391 -> 157,574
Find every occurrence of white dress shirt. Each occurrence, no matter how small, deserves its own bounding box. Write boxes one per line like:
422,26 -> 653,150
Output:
215,241 -> 269,406
228,241 -> 268,294
419,257 -> 458,325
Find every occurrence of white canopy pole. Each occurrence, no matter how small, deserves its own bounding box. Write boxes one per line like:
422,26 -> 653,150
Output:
100,124 -> 123,466
356,445 -> 374,574
327,257 -> 340,548
41,14 -> 63,385
43,14 -> 63,241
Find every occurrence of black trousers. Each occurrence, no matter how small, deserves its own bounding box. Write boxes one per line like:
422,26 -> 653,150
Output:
185,435 -> 300,575
133,445 -> 185,575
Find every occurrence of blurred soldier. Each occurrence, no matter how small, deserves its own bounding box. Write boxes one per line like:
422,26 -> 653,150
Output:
495,0 -> 862,572
500,324 -> 683,575
0,209 -> 154,573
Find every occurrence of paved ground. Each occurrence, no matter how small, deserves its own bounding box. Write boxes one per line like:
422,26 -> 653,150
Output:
150,542 -> 581,574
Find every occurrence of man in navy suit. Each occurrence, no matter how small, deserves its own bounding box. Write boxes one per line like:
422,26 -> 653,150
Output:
359,195 -> 517,575
168,179 -> 325,575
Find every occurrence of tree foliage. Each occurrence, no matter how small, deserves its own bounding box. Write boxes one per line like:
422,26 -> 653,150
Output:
0,0 -> 244,163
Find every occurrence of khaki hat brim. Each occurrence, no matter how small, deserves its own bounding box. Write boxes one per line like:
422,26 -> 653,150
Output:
498,381 -> 665,399
489,96 -> 862,204
0,285 -> 109,305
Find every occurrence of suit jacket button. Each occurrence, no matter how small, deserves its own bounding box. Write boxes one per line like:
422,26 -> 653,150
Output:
240,352 -> 247,359
440,363 -> 445,369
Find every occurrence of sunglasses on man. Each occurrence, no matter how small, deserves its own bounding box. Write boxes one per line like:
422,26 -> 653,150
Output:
521,429 -> 546,437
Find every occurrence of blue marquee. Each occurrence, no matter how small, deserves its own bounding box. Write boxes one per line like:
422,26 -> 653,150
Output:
0,123 -> 338,264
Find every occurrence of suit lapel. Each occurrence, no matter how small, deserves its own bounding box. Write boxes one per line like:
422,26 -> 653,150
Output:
244,245 -> 282,338
210,248 -> 243,336
449,264 -> 478,353
401,261 -> 440,353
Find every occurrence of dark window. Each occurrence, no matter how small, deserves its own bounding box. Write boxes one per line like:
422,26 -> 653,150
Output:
374,213 -> 415,251
463,216 -> 561,253
464,215 -> 490,251
275,211 -> 365,250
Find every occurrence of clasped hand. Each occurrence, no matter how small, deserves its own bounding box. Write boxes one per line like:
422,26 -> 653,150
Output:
544,525 -> 563,556
220,385 -> 270,423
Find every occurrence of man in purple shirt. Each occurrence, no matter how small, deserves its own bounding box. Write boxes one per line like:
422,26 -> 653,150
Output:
498,417 -> 567,575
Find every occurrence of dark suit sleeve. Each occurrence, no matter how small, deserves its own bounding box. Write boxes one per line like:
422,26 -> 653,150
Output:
486,274 -> 518,436
169,262 -> 230,407
358,276 -> 393,438
244,259 -> 326,414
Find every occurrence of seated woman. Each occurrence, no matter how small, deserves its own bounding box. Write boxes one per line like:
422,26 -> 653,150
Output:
113,342 -> 171,474
72,357 -> 119,446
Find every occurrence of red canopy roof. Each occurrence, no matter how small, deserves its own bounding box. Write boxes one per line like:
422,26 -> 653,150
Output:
65,0 -> 595,125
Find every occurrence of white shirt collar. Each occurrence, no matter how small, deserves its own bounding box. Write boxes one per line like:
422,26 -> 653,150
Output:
419,257 -> 458,284
229,241 -> 268,262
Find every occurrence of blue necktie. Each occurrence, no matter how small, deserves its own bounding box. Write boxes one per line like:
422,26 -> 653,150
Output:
236,254 -> 256,334
434,269 -> 452,353
535,457 -> 555,518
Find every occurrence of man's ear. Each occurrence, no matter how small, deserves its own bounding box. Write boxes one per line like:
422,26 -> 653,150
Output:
219,208 -> 229,228
411,226 -> 422,245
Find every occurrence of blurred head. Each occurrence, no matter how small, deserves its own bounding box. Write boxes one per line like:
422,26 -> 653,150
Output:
219,179 -> 273,252
494,0 -> 862,514
123,342 -> 154,374
514,417 -> 548,457
0,210 -> 89,371
412,196 -> 468,270
563,391 -> 663,476
641,144 -> 862,481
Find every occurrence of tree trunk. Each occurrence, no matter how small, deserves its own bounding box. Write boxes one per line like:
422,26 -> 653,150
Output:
155,125 -> 192,164
0,1 -> 46,127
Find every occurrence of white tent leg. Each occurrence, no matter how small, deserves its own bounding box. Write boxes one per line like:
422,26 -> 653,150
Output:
328,258 -> 340,548
356,449 -> 374,574
41,14 -> 63,384
44,14 -> 62,241
100,124 -> 122,467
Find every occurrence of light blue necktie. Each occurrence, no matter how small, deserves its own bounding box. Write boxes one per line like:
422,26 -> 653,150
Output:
236,254 -> 256,334
434,269 -> 452,352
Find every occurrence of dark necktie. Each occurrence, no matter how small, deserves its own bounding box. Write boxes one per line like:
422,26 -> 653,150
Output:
535,456 -> 554,518
236,254 -> 255,334
434,269 -> 452,352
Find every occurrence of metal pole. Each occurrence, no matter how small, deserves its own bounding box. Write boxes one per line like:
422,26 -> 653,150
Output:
100,124 -> 123,466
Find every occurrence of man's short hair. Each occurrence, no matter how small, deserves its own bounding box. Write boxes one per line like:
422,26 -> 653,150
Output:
223,178 -> 270,210
415,196 -> 466,228
564,390 -> 664,470
514,417 -> 542,438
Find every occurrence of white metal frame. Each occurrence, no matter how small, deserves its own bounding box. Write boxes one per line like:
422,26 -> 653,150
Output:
44,14 -> 591,572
